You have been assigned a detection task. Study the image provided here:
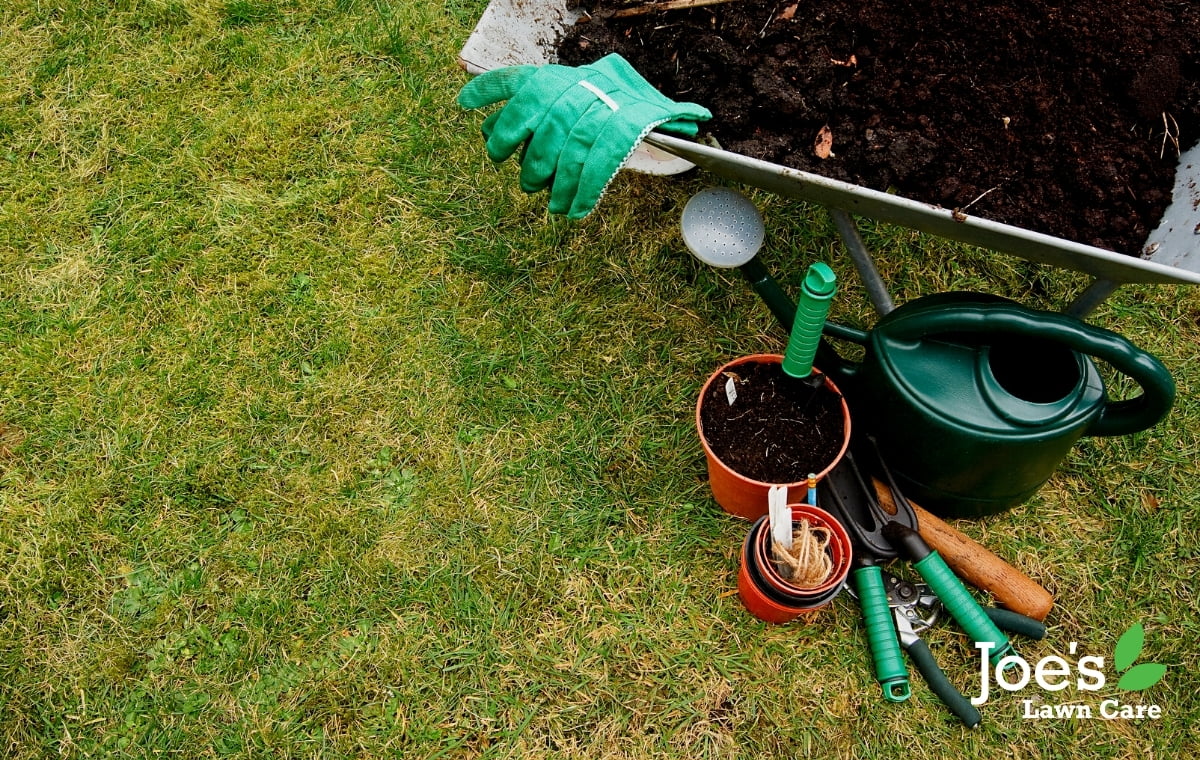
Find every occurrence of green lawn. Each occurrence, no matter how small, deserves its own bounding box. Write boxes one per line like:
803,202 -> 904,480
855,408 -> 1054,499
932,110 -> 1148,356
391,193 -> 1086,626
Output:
1,1 -> 1197,757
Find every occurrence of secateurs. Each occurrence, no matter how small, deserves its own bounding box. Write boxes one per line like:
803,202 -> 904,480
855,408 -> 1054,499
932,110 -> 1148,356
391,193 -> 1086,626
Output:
876,568 -> 1046,728
822,437 -> 1045,726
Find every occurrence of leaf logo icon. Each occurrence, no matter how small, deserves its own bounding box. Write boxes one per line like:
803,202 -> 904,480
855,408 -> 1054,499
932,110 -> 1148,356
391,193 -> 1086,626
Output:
1113,624 -> 1166,691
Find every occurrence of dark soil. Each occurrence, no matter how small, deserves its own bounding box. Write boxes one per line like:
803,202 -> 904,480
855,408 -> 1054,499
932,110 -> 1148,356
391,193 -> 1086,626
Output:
699,360 -> 846,483
558,0 -> 1200,254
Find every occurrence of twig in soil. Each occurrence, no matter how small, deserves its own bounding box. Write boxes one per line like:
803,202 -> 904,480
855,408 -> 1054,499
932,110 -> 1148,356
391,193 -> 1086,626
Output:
952,185 -> 1002,221
612,0 -> 748,18
964,185 -> 1001,209
757,3 -> 778,37
1160,111 -> 1181,159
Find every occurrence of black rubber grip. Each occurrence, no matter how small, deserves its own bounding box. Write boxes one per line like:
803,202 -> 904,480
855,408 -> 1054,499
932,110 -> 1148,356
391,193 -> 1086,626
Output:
906,639 -> 982,728
985,607 -> 1047,640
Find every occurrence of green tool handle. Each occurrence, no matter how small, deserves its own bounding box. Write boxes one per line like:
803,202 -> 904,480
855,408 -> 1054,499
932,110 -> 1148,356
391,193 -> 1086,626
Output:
913,552 -> 1013,665
904,639 -> 982,728
781,262 -> 836,379
986,608 -> 1047,640
854,566 -> 910,702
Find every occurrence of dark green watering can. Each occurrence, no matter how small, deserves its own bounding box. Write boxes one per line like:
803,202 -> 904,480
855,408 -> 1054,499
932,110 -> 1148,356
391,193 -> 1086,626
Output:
823,293 -> 1175,518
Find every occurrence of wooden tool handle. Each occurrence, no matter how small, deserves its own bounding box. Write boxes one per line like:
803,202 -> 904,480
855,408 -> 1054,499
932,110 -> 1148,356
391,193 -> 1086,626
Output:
872,479 -> 1054,622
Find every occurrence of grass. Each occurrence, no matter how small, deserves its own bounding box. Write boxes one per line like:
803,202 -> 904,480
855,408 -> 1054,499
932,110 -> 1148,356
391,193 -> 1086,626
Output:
1,0 -> 1198,757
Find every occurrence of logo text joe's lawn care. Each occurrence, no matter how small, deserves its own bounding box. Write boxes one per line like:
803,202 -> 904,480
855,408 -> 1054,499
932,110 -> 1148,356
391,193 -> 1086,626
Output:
971,623 -> 1167,719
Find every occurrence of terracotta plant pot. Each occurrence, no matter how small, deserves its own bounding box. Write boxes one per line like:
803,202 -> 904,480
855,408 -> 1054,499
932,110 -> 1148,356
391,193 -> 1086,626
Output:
752,504 -> 853,598
737,504 -> 851,623
696,353 -> 851,520
737,556 -> 809,624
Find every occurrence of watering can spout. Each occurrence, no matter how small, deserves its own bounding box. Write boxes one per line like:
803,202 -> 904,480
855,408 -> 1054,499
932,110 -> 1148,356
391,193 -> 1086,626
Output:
823,321 -> 870,345
812,320 -> 870,395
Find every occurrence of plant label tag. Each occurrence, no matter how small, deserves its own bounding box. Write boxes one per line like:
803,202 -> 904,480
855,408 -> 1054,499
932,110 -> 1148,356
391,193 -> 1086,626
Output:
725,377 -> 738,405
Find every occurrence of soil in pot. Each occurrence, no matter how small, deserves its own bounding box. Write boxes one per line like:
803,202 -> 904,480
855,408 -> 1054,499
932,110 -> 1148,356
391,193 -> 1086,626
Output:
558,0 -> 1199,255
699,359 -> 845,483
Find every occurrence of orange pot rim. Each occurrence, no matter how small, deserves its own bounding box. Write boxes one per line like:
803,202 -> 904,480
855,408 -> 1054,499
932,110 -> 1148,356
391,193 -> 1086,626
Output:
695,353 -> 852,488
752,504 -> 853,597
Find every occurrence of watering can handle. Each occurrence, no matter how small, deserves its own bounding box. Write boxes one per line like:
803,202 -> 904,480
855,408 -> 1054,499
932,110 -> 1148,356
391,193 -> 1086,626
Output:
886,304 -> 1175,437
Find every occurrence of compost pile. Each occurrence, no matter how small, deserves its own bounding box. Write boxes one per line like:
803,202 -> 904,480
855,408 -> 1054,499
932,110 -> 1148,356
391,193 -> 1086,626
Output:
558,0 -> 1199,254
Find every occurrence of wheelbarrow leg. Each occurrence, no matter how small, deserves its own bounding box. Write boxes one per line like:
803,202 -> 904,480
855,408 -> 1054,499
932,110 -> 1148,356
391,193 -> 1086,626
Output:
830,209 -> 895,316
827,208 -> 1126,320
1065,278 -> 1120,318
829,207 -> 1122,321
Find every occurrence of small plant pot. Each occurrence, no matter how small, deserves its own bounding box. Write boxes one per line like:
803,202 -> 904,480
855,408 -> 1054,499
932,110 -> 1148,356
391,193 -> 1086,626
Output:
752,505 -> 853,599
737,506 -> 851,623
696,354 -> 851,520
737,555 -> 811,624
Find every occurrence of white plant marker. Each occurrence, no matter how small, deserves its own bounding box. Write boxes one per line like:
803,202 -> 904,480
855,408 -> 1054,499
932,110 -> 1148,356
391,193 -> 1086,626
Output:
769,485 -> 792,550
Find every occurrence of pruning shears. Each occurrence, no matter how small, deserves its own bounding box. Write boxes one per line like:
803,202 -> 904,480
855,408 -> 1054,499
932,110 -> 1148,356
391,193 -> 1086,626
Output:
879,568 -> 1046,728
824,437 -> 1044,725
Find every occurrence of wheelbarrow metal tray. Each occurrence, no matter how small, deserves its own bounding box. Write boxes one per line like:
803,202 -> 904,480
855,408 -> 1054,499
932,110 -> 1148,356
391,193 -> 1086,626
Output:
458,0 -> 1200,287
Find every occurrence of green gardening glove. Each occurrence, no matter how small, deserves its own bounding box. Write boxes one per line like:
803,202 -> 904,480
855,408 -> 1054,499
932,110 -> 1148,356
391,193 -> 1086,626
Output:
457,53 -> 712,219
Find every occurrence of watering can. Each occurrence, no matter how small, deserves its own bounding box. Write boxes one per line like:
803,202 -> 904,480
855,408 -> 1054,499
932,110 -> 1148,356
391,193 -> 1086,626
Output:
822,293 -> 1175,518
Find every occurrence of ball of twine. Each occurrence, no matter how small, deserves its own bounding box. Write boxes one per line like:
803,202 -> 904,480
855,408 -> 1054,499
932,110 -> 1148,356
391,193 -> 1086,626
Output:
772,518 -> 833,588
